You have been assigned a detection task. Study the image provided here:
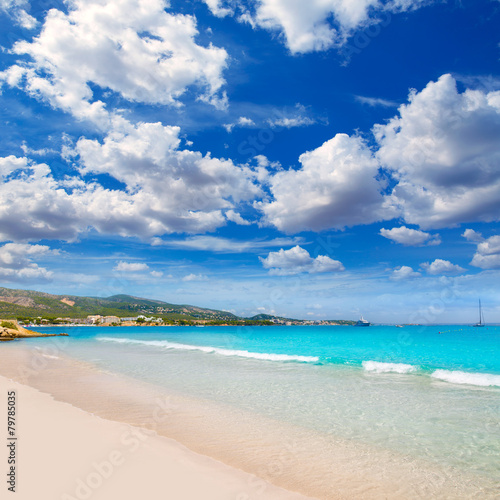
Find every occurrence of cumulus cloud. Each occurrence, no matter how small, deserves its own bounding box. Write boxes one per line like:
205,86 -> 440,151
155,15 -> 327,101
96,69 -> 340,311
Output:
376,74 -> 500,229
76,121 -> 262,234
259,245 -> 344,276
0,3 -> 263,245
0,145 -> 263,242
150,271 -> 163,278
203,0 -> 430,54
0,0 -> 37,29
0,243 -> 54,281
391,265 -> 421,280
113,261 -> 149,272
463,229 -> 500,269
258,134 -> 395,233
420,259 -> 465,275
0,0 -> 228,126
380,226 -> 441,246
260,74 -> 500,234
0,157 -> 94,242
462,228 -> 484,243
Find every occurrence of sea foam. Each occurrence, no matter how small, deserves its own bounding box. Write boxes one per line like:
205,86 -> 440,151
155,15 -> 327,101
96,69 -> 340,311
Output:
362,360 -> 418,374
98,337 -> 319,363
431,369 -> 500,387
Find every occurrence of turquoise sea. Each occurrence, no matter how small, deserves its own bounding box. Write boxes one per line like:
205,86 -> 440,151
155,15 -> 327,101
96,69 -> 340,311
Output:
15,324 -> 500,495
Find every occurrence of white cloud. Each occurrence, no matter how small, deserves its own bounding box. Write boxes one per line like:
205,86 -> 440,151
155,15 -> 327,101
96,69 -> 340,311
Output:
262,74 -> 500,234
0,157 -> 94,242
203,0 -> 234,17
462,228 -> 484,243
20,142 -> 56,157
267,103 -> 319,128
267,116 -> 316,128
225,210 -> 251,225
238,116 -> 256,127
0,243 -> 54,281
113,261 -> 149,272
464,230 -> 500,269
151,235 -> 306,253
0,0 -> 37,29
182,273 -> 209,281
258,134 -> 395,232
1,0 -> 228,126
259,245 -> 344,276
355,95 -> 399,107
391,265 -> 421,280
251,75 -> 500,234
223,116 -> 256,132
0,148 -> 260,243
375,74 -> 500,229
420,259 -> 465,275
0,119 -> 264,241
204,0 -> 430,54
476,236 -> 500,256
75,121 -> 262,234
224,105 -> 318,132
380,226 -> 441,246
150,271 -> 163,278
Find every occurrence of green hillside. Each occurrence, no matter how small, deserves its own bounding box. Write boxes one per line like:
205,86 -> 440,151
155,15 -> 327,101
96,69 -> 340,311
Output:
0,286 -> 354,325
0,287 -> 237,321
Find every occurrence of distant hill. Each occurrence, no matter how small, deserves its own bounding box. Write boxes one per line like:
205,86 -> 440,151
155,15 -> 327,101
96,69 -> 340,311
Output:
0,286 -> 354,325
0,287 -> 238,321
249,313 -> 296,322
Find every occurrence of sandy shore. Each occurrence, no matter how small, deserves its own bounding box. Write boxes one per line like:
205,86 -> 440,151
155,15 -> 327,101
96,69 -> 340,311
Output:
0,374 -> 312,500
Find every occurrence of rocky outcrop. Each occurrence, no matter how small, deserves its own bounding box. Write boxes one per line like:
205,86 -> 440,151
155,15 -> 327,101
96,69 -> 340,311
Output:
0,321 -> 68,341
0,296 -> 37,308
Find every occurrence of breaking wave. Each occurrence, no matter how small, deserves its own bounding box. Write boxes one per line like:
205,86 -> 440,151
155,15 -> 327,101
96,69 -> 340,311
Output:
431,370 -> 500,387
362,361 -> 418,374
97,337 -> 319,363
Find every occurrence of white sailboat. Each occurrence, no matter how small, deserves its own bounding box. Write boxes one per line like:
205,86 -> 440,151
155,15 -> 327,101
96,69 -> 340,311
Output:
473,299 -> 485,327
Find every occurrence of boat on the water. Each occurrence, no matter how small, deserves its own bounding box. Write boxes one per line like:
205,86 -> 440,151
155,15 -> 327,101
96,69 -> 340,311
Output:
473,299 -> 485,327
355,316 -> 371,327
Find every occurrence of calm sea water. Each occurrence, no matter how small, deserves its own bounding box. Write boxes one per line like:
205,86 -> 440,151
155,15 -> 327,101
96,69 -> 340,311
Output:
25,325 -> 500,483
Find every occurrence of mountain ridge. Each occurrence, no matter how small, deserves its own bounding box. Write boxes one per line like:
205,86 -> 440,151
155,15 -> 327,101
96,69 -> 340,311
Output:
0,286 -> 354,325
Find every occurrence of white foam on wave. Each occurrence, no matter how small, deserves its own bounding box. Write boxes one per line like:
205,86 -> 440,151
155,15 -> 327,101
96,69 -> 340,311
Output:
362,360 -> 418,374
431,369 -> 500,387
98,337 -> 319,363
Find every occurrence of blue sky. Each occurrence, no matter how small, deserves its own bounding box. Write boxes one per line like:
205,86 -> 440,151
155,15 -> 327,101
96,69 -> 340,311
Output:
1,0 -> 500,323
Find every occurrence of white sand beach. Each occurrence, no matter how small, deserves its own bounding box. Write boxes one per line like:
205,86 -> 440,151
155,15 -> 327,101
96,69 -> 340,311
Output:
0,375 -> 312,500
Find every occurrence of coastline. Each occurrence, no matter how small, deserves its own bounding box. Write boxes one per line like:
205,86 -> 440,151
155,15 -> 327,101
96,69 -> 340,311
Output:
0,342 -> 498,499
0,320 -> 69,341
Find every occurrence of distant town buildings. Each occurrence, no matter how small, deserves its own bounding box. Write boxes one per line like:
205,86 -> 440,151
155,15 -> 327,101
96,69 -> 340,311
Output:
101,316 -> 121,324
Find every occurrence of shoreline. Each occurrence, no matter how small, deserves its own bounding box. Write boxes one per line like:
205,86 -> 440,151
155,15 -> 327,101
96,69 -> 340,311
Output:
0,343 -> 497,499
0,375 -> 311,500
